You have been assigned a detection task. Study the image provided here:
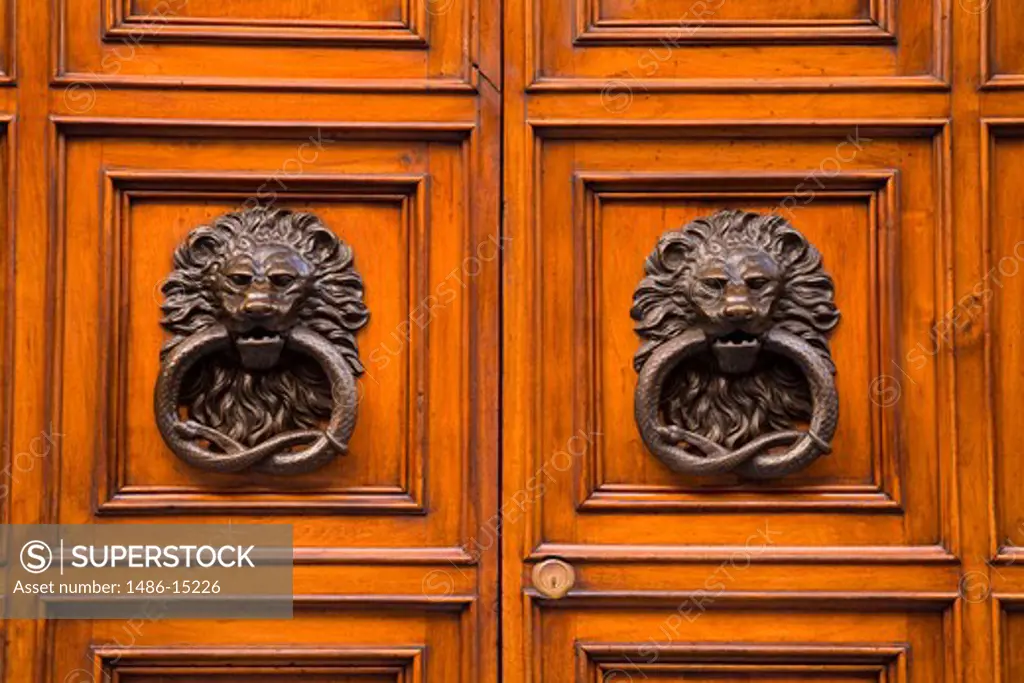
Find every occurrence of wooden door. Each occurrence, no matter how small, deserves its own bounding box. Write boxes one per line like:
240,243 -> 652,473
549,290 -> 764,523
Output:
502,1 -> 1020,682
0,0 -> 1019,681
0,0 -> 499,680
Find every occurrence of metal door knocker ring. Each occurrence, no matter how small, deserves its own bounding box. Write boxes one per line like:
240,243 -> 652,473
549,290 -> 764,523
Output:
631,210 -> 841,480
154,207 -> 369,476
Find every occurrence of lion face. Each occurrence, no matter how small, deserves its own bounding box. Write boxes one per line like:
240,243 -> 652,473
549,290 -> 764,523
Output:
690,246 -> 783,374
631,210 -> 839,449
160,207 -> 368,447
216,244 -> 315,369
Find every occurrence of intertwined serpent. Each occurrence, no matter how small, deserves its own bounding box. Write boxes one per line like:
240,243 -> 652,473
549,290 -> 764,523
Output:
154,324 -> 357,475
634,327 -> 838,480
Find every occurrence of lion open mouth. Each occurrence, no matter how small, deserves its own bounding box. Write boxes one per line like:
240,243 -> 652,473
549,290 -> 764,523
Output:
234,327 -> 287,370
711,330 -> 762,374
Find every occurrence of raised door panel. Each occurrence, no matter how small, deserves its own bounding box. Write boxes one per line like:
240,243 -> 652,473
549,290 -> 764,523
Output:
0,119 -> 11,527
131,0 -> 410,25
119,676 -> 394,682
997,599 -> 1024,682
91,646 -> 418,683
986,121 -> 1024,562
0,0 -> 10,82
984,0 -> 1024,88
0,119 -> 9,683
518,122 -> 953,560
50,120 -> 487,562
57,0 -> 473,91
48,602 -> 467,682
41,117 -> 492,683
596,0 -> 871,23
106,189 -> 421,514
529,596 -> 952,683
529,0 -> 947,92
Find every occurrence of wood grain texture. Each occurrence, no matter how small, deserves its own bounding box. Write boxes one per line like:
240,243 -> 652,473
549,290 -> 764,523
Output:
527,0 -> 947,90
0,118 -> 12,530
982,0 -> 1024,89
983,120 -> 1024,563
47,120 -> 485,563
0,116 -> 10,683
0,0 -> 12,82
94,171 -> 428,515
0,0 -> 1012,681
108,0 -> 428,46
525,592 -> 955,683
578,643 -> 908,683
57,0 -> 478,89
573,171 -> 901,513
43,595 -> 476,683
500,1 -> 992,681
3,0 -> 499,676
90,646 -> 425,683
514,121 -> 953,555
575,0 -> 896,45
994,596 -> 1024,681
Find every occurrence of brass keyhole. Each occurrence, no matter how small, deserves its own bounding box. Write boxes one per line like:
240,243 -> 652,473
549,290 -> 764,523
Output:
531,558 -> 575,600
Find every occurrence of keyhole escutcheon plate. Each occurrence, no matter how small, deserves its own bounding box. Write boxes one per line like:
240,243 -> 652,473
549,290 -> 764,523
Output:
531,558 -> 576,599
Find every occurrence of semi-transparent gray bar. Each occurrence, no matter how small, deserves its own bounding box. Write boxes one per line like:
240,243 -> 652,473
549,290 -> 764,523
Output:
0,524 -> 293,619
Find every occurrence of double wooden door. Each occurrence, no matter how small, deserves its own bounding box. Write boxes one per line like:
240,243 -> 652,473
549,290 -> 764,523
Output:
0,0 -> 1020,680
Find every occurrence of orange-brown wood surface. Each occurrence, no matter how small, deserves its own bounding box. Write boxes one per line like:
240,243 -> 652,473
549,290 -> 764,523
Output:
1,0 -> 499,680
0,0 -> 1021,681
501,0 -> 1023,682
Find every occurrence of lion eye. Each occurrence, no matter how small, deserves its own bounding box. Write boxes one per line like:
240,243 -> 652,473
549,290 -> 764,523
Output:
700,277 -> 727,291
746,277 -> 770,290
270,274 -> 297,287
227,273 -> 252,287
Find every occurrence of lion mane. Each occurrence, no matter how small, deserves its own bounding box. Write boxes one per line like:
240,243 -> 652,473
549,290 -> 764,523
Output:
631,210 -> 839,448
159,207 -> 369,447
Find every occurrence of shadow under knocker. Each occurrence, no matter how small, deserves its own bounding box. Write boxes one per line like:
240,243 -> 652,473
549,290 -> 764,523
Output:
631,210 -> 841,480
154,206 -> 368,476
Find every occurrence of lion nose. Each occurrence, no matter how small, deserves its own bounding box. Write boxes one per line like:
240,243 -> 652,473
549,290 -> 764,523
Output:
241,296 -> 275,318
723,301 -> 755,321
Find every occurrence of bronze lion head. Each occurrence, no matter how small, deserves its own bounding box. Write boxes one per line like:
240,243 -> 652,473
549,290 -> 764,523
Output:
159,207 -> 368,450
632,209 -> 840,451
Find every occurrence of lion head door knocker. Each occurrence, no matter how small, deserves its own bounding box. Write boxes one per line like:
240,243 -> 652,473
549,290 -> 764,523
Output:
154,207 -> 369,475
631,210 -> 840,480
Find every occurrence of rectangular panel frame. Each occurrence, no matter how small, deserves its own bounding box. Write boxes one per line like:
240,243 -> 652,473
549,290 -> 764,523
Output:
509,119 -> 956,563
104,0 -> 429,47
572,171 -> 901,513
573,0 -> 897,45
93,170 -> 429,515
525,0 -> 950,91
